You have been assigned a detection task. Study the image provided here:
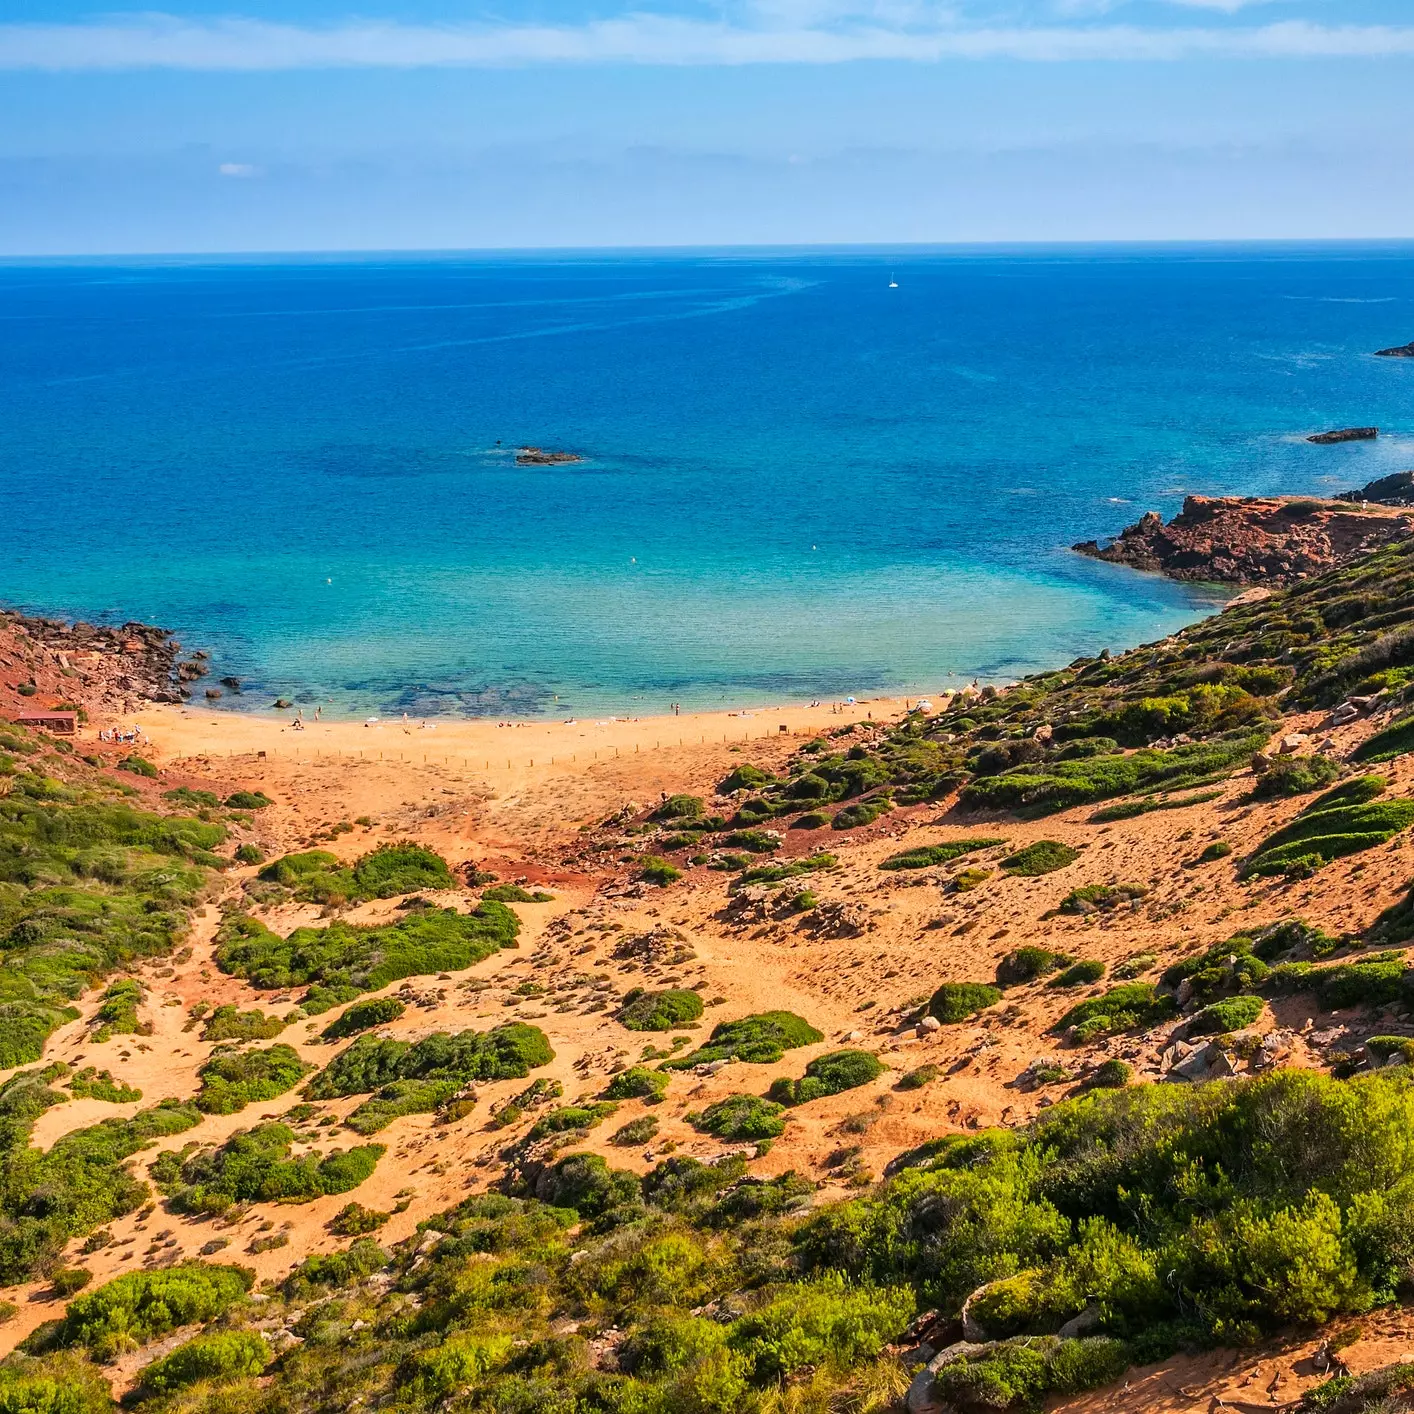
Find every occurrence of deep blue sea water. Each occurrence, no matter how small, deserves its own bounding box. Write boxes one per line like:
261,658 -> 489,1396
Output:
1,244 -> 1412,718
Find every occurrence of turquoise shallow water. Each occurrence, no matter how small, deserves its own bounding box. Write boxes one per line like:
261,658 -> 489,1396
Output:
1,243 -> 1412,717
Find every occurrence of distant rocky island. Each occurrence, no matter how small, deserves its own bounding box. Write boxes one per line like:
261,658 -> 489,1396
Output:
1375,339 -> 1414,357
1074,472 -> 1414,586
1307,426 -> 1377,444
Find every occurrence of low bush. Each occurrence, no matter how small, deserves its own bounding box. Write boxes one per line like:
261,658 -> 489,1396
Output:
528,1102 -> 618,1142
200,1004 -> 285,1043
195,1043 -> 311,1115
136,1330 -> 270,1395
769,1050 -> 885,1105
719,765 -> 775,794
1269,952 -> 1409,1011
118,756 -> 158,779
1087,1058 -> 1132,1089
660,1011 -> 823,1069
721,829 -> 780,854
215,900 -> 519,1005
1253,753 -> 1342,799
879,838 -> 1006,872
1053,983 -> 1176,1040
1049,960 -> 1106,988
328,1201 -> 390,1236
1367,1037 -> 1414,1067
929,1336 -> 1131,1411
163,1124 -> 384,1213
1187,995 -> 1265,1035
831,799 -> 891,830
897,1063 -> 941,1090
48,1269 -> 91,1298
66,1069 -> 141,1104
49,1262 -> 254,1358
639,856 -> 681,886
233,843 -> 264,865
604,1067 -> 670,1103
611,1115 -> 659,1146
929,982 -> 1001,1023
1354,716 -> 1414,765
282,1239 -> 388,1299
652,794 -> 705,821
224,791 -> 272,810
997,947 -> 1074,985
1002,840 -> 1079,876
257,841 -> 452,903
1197,840 -> 1233,862
1161,934 -> 1272,1005
480,883 -> 554,903
792,811 -> 830,829
1089,788 -> 1225,823
93,979 -> 146,1036
1060,884 -> 1146,914
692,1094 -> 786,1140
618,988 -> 703,1031
321,996 -> 406,1040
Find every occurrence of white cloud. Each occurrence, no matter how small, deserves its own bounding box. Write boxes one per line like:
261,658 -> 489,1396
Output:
0,13 -> 1410,69
218,161 -> 260,176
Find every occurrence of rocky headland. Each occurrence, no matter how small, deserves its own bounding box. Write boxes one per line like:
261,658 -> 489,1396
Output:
1074,477 -> 1414,585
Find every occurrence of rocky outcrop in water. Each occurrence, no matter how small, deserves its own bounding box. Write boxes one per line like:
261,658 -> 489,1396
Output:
1375,340 -> 1414,357
1337,470 -> 1414,508
1308,427 -> 1378,444
515,446 -> 583,465
1074,494 -> 1414,586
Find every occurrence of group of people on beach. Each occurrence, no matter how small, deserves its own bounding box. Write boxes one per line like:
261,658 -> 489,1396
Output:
98,726 -> 147,744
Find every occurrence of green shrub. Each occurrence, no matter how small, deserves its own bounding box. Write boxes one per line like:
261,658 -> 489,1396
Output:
282,1238 -> 388,1298
1269,952 -> 1409,1011
165,1124 -> 383,1213
224,791 -> 272,810
611,1115 -> 660,1146
117,756 -> 157,778
1089,788 -> 1225,823
639,856 -> 682,886
660,1011 -> 823,1069
769,1049 -> 885,1105
256,841 -> 452,902
66,1069 -> 141,1104
195,1043 -> 311,1115
94,979 -> 146,1035
50,1262 -> 254,1357
1049,960 -> 1106,988
162,787 -> 220,809
897,1063 -> 940,1091
528,1102 -> 618,1141
1253,753 -> 1342,799
997,947 -> 1073,985
48,1269 -> 90,1298
308,1022 -> 553,1132
1053,983 -> 1176,1040
1198,840 -> 1233,862
793,811 -> 830,830
737,852 -> 835,886
1087,1059 -> 1132,1089
530,1153 -> 643,1224
618,988 -> 703,1031
879,838 -> 1006,872
1188,995 -> 1264,1036
1002,840 -> 1079,876
653,794 -> 706,821
931,1336 -> 1130,1410
719,765 -> 775,794
929,982 -> 1001,1023
321,996 -> 406,1040
831,799 -> 890,830
233,842 -> 264,865
137,1330 -> 270,1394
604,1067 -> 670,1103
329,1201 -> 391,1235
480,883 -> 554,903
1060,884 -> 1146,914
215,900 -> 518,1004
1160,934 -> 1271,1004
1367,1037 -> 1414,1067
200,1003 -> 285,1043
692,1094 -> 786,1140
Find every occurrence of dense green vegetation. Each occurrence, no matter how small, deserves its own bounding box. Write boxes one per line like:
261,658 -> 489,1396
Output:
200,1003 -> 285,1043
215,900 -> 519,1010
1354,714 -> 1414,764
659,1011 -> 823,1069
41,1262 -> 254,1359
0,762 -> 223,1066
1243,776 -> 1414,877
997,946 -> 1074,985
91,979 -> 145,1038
480,883 -> 554,903
155,1123 -> 384,1213
604,1067 -> 670,1103
257,841 -> 453,903
65,1068 -> 140,1104
1053,982 -> 1177,1040
878,837 -> 1005,871
0,1062 -> 201,1283
768,1049 -> 885,1105
1252,753 -> 1342,799
321,995 -> 406,1040
194,1043 -> 312,1114
307,1023 -> 553,1133
617,988 -> 703,1031
135,1329 -> 270,1395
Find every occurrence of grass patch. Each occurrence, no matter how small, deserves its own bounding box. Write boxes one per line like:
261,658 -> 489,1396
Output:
879,838 -> 1006,872
1048,960 -> 1106,988
1243,777 -> 1414,877
1001,840 -> 1079,876
997,947 -> 1074,985
1354,715 -> 1414,765
1089,789 -> 1224,823
638,856 -> 681,886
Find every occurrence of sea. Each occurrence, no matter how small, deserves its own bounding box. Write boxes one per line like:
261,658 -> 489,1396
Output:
1,242 -> 1412,719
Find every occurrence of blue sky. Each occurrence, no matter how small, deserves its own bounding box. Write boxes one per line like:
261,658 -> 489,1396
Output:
1,0 -> 1411,252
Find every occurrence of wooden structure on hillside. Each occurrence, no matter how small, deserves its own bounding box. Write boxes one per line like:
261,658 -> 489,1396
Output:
9,710 -> 78,736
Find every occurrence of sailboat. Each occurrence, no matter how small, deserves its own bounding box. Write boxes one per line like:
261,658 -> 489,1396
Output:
888,273 -> 899,288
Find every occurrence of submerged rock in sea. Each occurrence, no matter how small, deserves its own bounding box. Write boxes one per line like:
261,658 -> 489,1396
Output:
1074,493 -> 1414,586
1375,340 -> 1414,357
1307,427 -> 1378,444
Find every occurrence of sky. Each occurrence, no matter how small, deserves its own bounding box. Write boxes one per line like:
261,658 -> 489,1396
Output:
1,0 -> 1412,252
